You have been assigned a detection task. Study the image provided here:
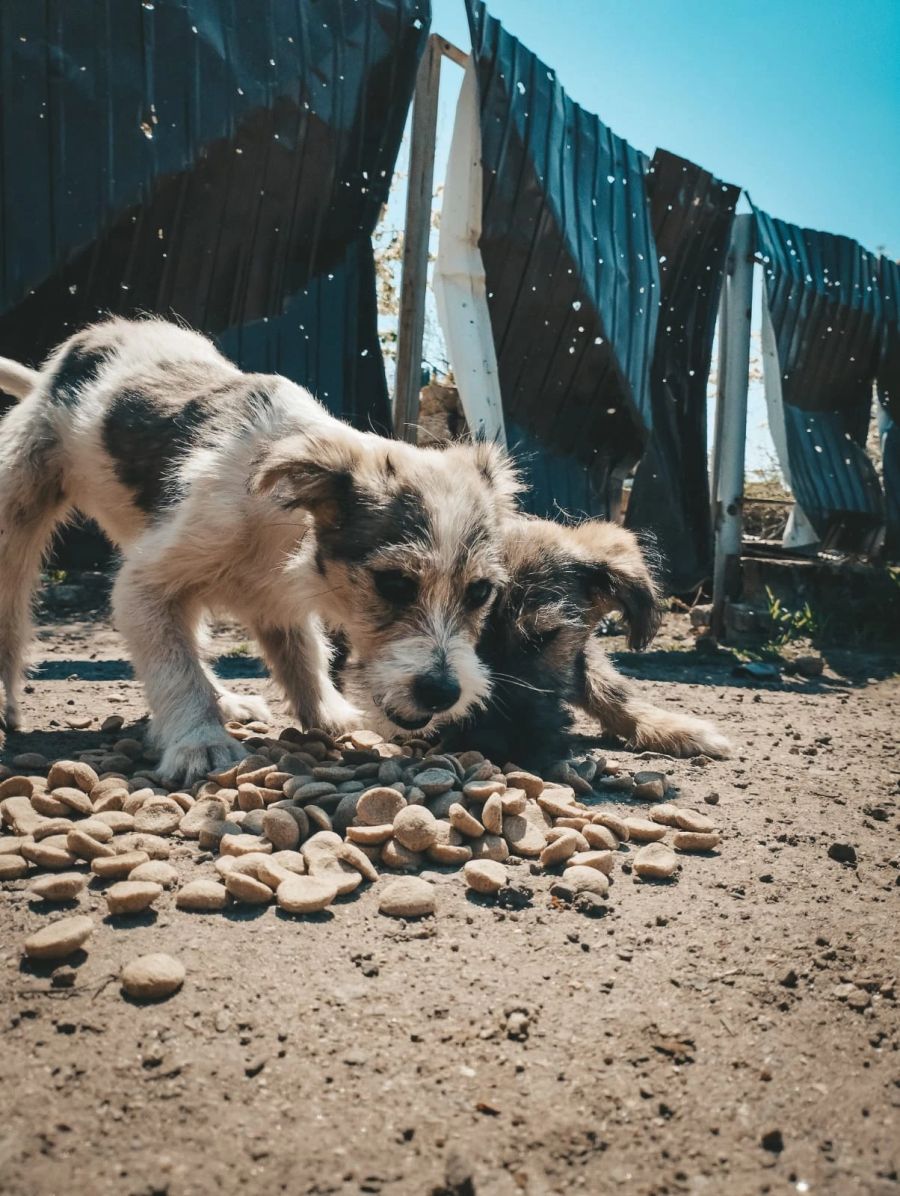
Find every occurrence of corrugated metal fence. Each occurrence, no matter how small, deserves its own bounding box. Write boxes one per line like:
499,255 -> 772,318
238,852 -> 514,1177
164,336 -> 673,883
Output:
466,0 -> 659,520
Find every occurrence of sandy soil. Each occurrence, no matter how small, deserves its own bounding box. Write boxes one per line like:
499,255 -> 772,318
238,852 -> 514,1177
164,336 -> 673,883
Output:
1,603 -> 898,1196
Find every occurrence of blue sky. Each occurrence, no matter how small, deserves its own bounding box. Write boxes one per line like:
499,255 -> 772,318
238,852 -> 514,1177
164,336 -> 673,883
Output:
431,0 -> 900,256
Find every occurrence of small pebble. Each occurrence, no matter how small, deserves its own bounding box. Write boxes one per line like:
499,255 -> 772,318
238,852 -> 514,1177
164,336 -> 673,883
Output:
121,953 -> 185,1001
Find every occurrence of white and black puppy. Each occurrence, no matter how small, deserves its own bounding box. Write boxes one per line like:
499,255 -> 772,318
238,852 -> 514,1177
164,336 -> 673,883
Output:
0,317 -> 520,784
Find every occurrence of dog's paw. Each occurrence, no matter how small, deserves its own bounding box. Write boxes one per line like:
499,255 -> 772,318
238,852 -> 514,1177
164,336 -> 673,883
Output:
661,718 -> 731,760
158,724 -> 247,786
308,691 -> 362,736
216,690 -> 274,725
686,723 -> 731,760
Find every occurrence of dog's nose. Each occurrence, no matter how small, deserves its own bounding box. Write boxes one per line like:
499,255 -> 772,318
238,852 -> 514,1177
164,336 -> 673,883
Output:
412,671 -> 462,713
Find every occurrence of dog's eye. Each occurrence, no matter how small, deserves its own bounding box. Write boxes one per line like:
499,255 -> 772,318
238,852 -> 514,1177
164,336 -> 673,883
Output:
528,626 -> 562,652
464,578 -> 494,610
373,570 -> 419,605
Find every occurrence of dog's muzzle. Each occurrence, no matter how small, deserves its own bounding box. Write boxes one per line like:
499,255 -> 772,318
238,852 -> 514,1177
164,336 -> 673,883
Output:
384,668 -> 462,730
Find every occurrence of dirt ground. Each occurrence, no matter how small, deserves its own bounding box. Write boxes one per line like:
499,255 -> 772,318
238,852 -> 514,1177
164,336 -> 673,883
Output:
1,598 -> 898,1196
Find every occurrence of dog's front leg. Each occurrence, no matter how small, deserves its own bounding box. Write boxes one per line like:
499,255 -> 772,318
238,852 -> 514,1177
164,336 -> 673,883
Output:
254,619 -> 360,734
577,639 -> 731,759
112,566 -> 246,785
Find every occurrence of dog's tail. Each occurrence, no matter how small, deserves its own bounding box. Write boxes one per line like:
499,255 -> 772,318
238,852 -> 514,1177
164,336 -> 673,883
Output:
0,356 -> 40,401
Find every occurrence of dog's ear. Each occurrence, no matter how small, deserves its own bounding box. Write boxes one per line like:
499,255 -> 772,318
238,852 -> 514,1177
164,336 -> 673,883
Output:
566,521 -> 663,650
448,439 -> 523,513
250,434 -> 358,529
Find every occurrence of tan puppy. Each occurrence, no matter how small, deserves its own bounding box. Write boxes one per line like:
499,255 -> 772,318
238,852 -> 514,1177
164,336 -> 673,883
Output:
0,318 -> 520,783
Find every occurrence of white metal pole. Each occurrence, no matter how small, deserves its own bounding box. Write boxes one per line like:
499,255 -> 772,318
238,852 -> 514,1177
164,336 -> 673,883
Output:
711,213 -> 754,638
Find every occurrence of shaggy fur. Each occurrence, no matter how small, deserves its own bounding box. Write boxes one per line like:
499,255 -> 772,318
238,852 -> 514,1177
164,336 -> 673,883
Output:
0,318 -> 520,784
443,516 -> 731,767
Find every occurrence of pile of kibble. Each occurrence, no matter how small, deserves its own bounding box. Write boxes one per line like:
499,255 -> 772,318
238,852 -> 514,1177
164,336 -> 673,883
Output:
1,717 -> 720,999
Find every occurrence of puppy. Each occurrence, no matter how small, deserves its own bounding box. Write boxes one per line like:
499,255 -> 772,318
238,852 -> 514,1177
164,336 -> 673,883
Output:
0,317 -> 519,783
443,516 -> 730,767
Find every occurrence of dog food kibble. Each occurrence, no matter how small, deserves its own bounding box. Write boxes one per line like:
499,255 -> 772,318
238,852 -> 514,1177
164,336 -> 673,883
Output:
105,880 -> 164,915
92,851 -> 151,879
463,859 -> 508,894
176,879 -> 229,911
624,817 -> 668,843
561,865 -> 610,897
262,808 -> 301,851
378,877 -> 436,917
540,829 -> 582,868
24,914 -> 94,960
448,802 -> 485,838
414,768 -> 457,797
633,842 -> 679,879
0,855 -> 29,880
128,860 -> 178,888
673,809 -> 717,833
356,787 -> 406,826
276,874 -> 338,914
582,823 -> 619,851
648,803 -> 681,826
4,720 -> 730,989
632,770 -> 667,801
503,806 -> 550,857
392,806 -> 438,852
481,793 -> 505,833
225,871 -> 273,904
673,831 -> 721,852
121,953 -> 185,1001
29,872 -> 87,901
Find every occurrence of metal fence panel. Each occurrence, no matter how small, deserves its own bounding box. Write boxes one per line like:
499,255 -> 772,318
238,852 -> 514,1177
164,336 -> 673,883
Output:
755,208 -> 884,550
0,0 -> 429,434
466,0 -> 659,518
626,150 -> 739,590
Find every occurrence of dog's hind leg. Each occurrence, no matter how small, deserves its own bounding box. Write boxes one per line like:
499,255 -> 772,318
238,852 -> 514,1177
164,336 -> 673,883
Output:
112,558 -> 247,785
254,618 -> 360,734
576,639 -> 731,759
0,406 -> 69,743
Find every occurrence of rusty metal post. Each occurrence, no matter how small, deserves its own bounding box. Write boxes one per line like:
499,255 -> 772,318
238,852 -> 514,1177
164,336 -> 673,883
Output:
393,35 -> 442,443
711,213 -> 754,638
